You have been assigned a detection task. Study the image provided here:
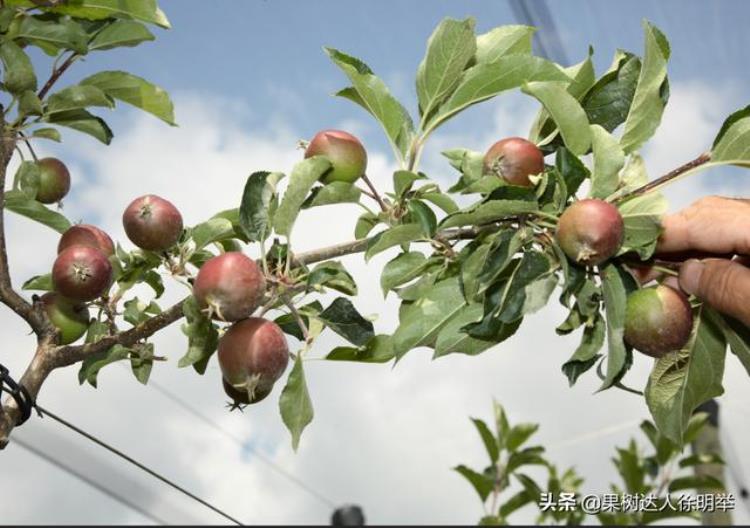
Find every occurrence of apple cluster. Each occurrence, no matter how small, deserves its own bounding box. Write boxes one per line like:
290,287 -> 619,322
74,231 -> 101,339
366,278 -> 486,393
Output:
481,137 -> 693,357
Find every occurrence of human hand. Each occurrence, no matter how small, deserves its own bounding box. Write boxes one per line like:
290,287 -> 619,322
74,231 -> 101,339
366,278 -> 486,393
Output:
656,196 -> 750,326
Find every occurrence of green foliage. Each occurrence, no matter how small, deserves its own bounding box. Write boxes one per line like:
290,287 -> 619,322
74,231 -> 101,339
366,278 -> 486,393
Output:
456,401 -> 585,525
4,7 -> 750,454
460,402 -> 726,525
279,355 -> 313,451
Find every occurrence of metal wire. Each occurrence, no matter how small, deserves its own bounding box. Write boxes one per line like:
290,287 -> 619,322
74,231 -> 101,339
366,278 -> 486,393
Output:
35,405 -> 244,526
144,376 -> 337,509
11,436 -> 168,526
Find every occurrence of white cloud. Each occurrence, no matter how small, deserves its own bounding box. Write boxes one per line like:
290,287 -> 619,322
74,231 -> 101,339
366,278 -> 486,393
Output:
2,80 -> 750,525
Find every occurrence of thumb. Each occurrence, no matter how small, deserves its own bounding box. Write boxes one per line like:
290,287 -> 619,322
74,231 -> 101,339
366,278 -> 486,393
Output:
679,258 -> 750,326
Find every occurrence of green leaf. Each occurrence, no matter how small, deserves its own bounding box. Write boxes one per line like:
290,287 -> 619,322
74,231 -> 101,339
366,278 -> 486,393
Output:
89,19 -> 155,51
598,263 -> 631,391
46,84 -> 114,114
505,446 -> 547,473
497,491 -> 532,520
393,277 -> 467,359
564,47 -> 597,100
80,70 -> 175,125
471,417 -> 499,463
44,0 -> 171,29
44,108 -> 113,144
480,251 -> 550,325
354,211 -> 379,239
129,342 -> 154,385
555,147 -> 590,198
239,171 -> 283,242
721,315 -> 750,377
123,297 -> 160,327
562,316 -> 605,386
506,423 -> 539,452
11,14 -> 88,54
420,191 -> 458,214
4,189 -> 71,232
318,297 -> 374,347
427,54 -> 569,134
617,191 -> 668,259
679,453 -> 725,469
589,124 -> 625,199
393,170 -> 424,197
279,356 -> 314,451
646,306 -> 727,444
712,105 -> 750,162
302,181 -> 360,208
433,303 -> 497,358
460,240 -> 491,302
454,465 -> 494,502
29,127 -> 62,142
18,90 -> 43,117
475,229 -> 529,297
306,261 -> 357,296
614,441 -> 647,494
416,17 -> 476,118
407,200 -> 437,237
178,296 -> 218,375
0,41 -> 37,94
668,475 -> 725,493
365,223 -> 423,261
325,335 -> 395,363
620,22 -> 671,153
474,25 -> 535,64
530,48 -> 595,144
22,273 -> 53,291
380,251 -> 428,294
13,160 -> 40,199
581,50 -> 641,133
521,81 -> 591,155
326,47 -> 414,159
190,217 -> 234,251
78,344 -> 130,387
273,157 -> 331,237
520,273 -> 558,316
618,153 -> 649,193
439,198 -> 538,229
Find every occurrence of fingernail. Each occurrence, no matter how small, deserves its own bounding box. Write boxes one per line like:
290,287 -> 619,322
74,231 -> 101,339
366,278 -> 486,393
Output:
680,259 -> 704,295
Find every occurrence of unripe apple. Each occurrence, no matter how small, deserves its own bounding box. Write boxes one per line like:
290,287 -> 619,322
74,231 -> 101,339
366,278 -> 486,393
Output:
218,317 -> 289,400
58,224 -> 115,257
36,157 -> 70,204
305,129 -> 367,184
40,292 -> 90,345
52,246 -> 112,301
193,252 -> 266,322
556,199 -> 624,266
122,194 -> 183,252
222,377 -> 271,406
482,137 -> 544,187
624,285 -> 693,358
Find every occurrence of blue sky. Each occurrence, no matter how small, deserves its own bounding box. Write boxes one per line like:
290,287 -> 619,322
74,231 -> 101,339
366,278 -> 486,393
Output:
4,1 -> 750,524
53,0 -> 750,159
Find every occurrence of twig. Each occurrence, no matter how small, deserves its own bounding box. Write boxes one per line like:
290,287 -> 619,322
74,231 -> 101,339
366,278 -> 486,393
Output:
0,119 -> 48,336
38,53 -> 79,101
360,173 -> 388,212
615,152 -> 712,203
18,131 -> 38,162
282,295 -> 310,344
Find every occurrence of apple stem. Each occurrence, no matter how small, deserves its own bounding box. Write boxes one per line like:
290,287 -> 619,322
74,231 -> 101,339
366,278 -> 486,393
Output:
17,132 -> 38,162
360,173 -> 388,212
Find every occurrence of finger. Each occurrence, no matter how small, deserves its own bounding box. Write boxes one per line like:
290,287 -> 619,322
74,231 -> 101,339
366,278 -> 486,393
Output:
679,258 -> 750,326
657,196 -> 750,255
